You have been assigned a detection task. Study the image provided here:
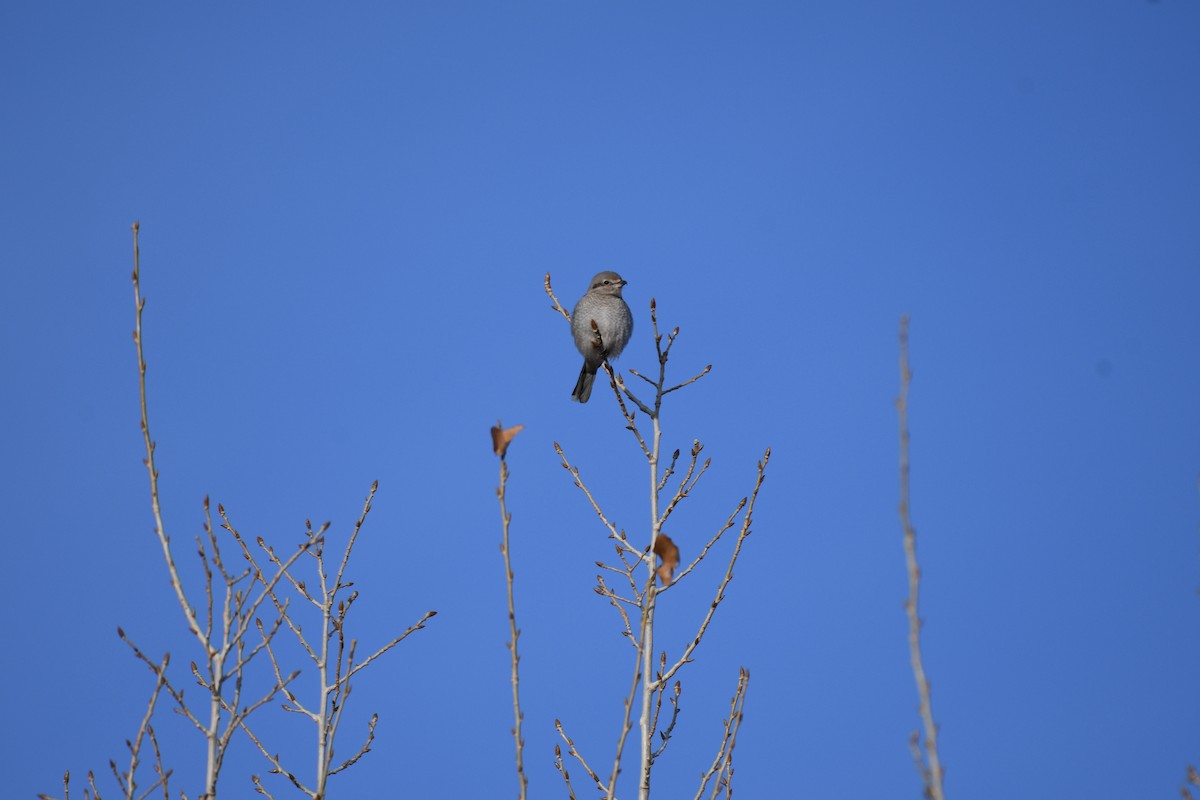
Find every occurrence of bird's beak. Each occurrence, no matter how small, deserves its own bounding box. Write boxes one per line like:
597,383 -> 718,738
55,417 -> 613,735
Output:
620,279 -> 628,286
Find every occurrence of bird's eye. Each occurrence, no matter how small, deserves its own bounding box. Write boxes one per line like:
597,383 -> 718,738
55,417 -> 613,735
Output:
603,280 -> 611,285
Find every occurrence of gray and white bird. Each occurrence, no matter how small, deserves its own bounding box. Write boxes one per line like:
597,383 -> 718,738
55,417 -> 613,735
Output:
570,271 -> 633,403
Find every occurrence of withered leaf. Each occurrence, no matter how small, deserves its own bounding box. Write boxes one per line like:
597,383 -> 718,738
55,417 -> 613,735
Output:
653,533 -> 680,585
490,420 -> 525,458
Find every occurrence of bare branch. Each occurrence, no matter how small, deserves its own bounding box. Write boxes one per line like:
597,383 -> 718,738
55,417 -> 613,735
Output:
661,496 -> 745,591
553,746 -> 579,800
694,668 -> 749,800
337,611 -> 438,688
544,272 -> 573,321
663,363 -> 712,395
594,576 -> 641,609
627,367 -> 659,389
604,632 -> 647,800
131,221 -> 206,654
333,482 -> 377,601
898,315 -> 946,800
118,629 -> 204,735
251,774 -> 277,799
129,225 -> 323,799
224,511 -> 323,648
659,441 -> 711,527
218,668 -> 300,729
255,618 -> 313,719
117,652 -> 171,800
231,600 -> 291,676
238,717 -> 313,797
493,442 -> 531,800
659,450 -> 769,688
239,488 -> 436,799
554,442 -> 628,546
615,371 -> 655,419
649,656 -> 682,762
556,719 -> 607,795
329,714 -> 377,776
657,448 -> 680,493
143,726 -> 171,800
36,769 -> 71,800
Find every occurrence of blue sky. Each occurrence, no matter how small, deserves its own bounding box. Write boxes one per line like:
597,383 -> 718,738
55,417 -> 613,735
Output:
3,2 -> 1199,798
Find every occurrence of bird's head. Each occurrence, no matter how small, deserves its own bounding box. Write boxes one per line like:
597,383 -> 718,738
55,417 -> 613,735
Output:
588,271 -> 627,297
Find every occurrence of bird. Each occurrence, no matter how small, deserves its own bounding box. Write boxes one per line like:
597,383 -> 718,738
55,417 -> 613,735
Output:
570,271 -> 633,403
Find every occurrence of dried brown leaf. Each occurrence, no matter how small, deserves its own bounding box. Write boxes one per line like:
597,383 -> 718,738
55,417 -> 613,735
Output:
654,534 -> 680,585
491,420 -> 525,458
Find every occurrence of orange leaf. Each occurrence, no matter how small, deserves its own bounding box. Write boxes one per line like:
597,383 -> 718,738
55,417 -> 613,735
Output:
490,420 -> 524,458
653,534 -> 680,585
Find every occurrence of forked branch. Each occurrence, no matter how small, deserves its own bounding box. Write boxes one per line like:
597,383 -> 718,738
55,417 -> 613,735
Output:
694,668 -> 749,800
240,484 -> 437,799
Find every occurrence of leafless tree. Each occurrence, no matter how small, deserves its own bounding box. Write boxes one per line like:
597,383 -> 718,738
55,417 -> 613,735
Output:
41,222 -> 435,800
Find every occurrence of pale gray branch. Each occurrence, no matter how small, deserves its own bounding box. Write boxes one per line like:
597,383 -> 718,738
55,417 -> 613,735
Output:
898,316 -> 946,800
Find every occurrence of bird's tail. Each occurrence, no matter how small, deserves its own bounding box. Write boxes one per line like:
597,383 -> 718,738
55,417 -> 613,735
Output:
571,363 -> 595,403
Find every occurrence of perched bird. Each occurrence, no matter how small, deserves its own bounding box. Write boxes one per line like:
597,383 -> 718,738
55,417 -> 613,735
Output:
570,271 -> 633,403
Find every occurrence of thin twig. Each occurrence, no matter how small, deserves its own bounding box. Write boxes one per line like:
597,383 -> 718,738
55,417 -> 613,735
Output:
694,668 -> 749,800
251,774 -> 277,799
614,370 -> 654,419
120,652 -> 171,800
131,221 -> 205,652
131,222 -> 307,799
657,450 -> 769,688
716,668 -> 748,800
657,448 -> 680,493
651,683 -> 681,761
610,371 -> 653,456
544,272 -> 573,321
605,638 -> 646,799
649,654 -> 682,762
36,770 -> 71,800
637,381 -> 664,800
659,441 -> 711,528
239,718 -> 313,796
223,511 -> 323,647
497,456 -> 528,800
556,719 -> 606,795
118,628 -> 205,734
329,714 -> 378,775
146,726 -> 171,800
333,483 -> 376,602
241,491 -> 436,799
337,611 -> 437,687
662,497 -> 745,591
553,746 -> 579,800
662,363 -> 712,395
554,442 -> 640,559
898,315 -> 946,800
